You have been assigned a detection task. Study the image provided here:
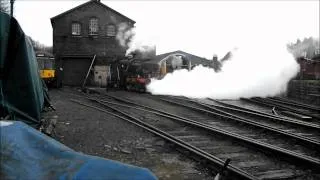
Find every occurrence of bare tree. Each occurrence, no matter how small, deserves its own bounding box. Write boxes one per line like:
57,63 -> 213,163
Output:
28,36 -> 53,54
287,37 -> 320,59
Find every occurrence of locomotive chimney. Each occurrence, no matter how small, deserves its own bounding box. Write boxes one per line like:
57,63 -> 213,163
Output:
212,54 -> 218,61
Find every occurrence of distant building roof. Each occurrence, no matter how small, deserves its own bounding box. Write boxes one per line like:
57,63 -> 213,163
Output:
312,49 -> 320,61
50,0 -> 135,25
298,56 -> 320,63
35,51 -> 53,58
311,54 -> 320,61
150,50 -> 211,66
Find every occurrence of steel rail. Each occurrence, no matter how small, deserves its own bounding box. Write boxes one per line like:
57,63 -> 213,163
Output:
266,97 -> 320,112
160,95 -> 318,128
207,98 -> 320,130
255,97 -> 319,114
271,97 -> 320,111
86,94 -> 320,169
156,96 -> 320,147
70,99 -> 257,180
242,98 -> 320,120
69,92 -> 320,145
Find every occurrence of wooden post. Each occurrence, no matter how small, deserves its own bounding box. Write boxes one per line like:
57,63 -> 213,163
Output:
82,55 -> 96,89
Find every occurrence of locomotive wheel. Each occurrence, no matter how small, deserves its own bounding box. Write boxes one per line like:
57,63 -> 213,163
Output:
140,87 -> 145,93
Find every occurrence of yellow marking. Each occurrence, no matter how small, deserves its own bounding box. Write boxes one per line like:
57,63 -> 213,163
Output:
40,70 -> 55,79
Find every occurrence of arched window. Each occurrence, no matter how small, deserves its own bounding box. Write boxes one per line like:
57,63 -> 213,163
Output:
89,18 -> 98,35
106,24 -> 116,37
71,22 -> 81,35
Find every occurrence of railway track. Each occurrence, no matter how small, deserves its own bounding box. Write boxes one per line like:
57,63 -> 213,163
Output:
241,97 -> 320,121
153,95 -> 320,147
206,98 -> 316,123
268,97 -> 320,112
66,90 -> 320,179
199,98 -> 320,142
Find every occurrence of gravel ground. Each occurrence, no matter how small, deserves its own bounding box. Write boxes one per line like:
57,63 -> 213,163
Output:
47,87 -> 213,180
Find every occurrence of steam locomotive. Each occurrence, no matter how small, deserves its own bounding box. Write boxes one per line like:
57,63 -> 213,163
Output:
108,53 -> 191,92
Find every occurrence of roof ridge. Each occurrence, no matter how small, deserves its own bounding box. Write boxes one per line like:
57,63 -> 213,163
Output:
156,50 -> 210,61
51,0 -> 135,24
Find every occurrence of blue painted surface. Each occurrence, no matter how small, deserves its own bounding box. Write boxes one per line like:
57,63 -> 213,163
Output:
0,121 -> 157,180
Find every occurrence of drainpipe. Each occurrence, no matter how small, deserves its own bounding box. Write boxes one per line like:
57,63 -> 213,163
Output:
10,0 -> 14,17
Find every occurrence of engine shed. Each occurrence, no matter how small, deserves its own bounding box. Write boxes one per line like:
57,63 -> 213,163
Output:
51,0 -> 135,87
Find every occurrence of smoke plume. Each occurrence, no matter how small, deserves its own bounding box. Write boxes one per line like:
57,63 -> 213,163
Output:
116,22 -> 135,50
147,40 -> 300,99
116,22 -> 156,58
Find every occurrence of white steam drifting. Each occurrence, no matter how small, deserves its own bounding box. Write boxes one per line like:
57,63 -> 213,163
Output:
147,41 -> 300,99
116,22 -> 135,50
116,22 -> 156,57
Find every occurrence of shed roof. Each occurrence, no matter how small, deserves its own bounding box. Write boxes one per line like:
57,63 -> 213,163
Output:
312,54 -> 320,61
50,0 -> 135,25
35,51 -> 53,58
151,50 -> 211,65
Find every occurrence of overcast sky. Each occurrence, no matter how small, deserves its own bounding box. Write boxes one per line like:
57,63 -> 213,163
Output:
14,0 -> 319,59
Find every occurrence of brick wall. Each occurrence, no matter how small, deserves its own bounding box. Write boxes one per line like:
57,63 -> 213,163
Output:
52,1 -> 134,60
51,1 -> 135,86
296,58 -> 320,80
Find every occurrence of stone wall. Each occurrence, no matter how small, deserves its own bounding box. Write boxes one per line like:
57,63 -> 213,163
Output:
287,80 -> 320,105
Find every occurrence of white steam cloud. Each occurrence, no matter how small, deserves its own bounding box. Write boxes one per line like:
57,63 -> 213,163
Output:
116,22 -> 135,50
116,22 -> 156,57
147,40 -> 300,99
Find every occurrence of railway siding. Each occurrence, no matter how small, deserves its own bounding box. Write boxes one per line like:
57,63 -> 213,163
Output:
60,88 -> 320,179
68,90 -> 320,179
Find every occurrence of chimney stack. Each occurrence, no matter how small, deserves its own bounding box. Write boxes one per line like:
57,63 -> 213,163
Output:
212,55 -> 218,61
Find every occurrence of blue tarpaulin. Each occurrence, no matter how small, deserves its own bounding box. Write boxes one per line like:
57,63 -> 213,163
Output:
0,121 -> 157,180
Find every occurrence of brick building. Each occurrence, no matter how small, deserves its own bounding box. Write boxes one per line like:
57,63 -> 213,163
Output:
51,0 -> 135,86
296,53 -> 320,80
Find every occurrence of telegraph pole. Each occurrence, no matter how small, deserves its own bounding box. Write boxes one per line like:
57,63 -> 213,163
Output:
10,0 -> 14,16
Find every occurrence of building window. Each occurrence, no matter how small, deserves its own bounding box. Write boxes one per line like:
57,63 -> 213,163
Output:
89,18 -> 98,35
71,23 -> 81,35
106,24 -> 116,37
